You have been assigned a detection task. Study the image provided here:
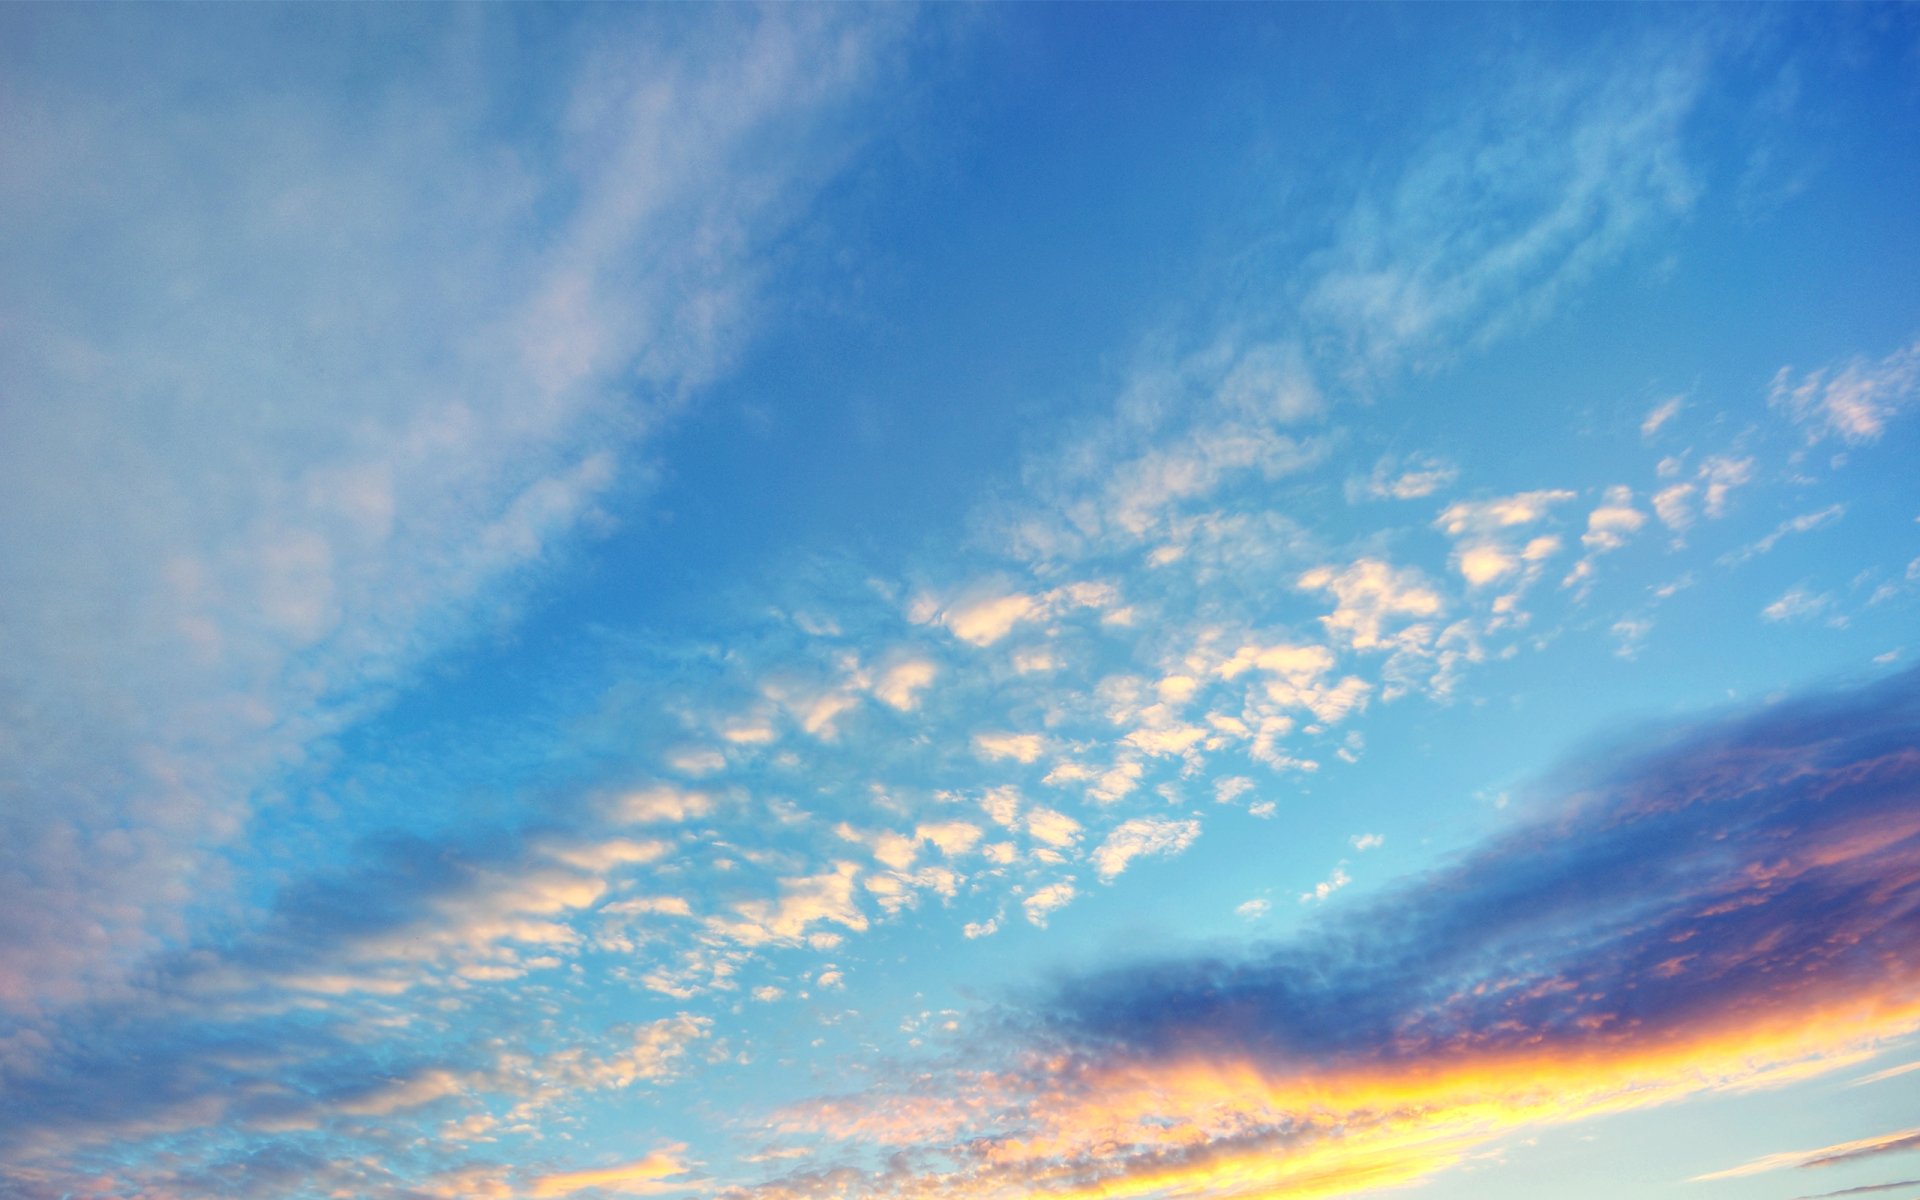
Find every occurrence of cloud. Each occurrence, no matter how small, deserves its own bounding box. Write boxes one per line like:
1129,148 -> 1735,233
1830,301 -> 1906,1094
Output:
873,658 -> 940,711
1021,881 -> 1077,928
1793,1183 -> 1920,1200
1355,452 -> 1458,501
1091,818 -> 1202,883
1762,585 -> 1833,623
1298,559 -> 1444,652
531,1145 -> 698,1197
1694,1126 -> 1920,1182
1298,865 -> 1352,903
1652,455 -> 1756,533
974,732 -> 1047,764
1771,337 -> 1920,444
1641,394 -> 1685,437
1023,807 -> 1083,849
765,666 -> 1920,1200
1724,503 -> 1846,565
707,862 -> 870,949
1304,37 -> 1704,379
0,4 -> 909,1019
617,785 -> 716,824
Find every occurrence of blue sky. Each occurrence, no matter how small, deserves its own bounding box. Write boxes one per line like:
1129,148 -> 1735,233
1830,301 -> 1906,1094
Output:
3,6 -> 1920,1200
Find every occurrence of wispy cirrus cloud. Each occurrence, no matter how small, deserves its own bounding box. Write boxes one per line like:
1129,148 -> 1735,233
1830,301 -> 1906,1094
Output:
1771,338 -> 1920,445
0,5 -> 913,1020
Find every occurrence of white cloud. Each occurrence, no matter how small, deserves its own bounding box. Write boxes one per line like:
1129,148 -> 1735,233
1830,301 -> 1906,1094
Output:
1761,585 -> 1833,624
1299,865 -> 1352,904
1770,338 -> 1920,444
1024,807 -> 1083,849
616,786 -> 714,825
1700,456 -> 1755,518
707,862 -> 870,948
1653,482 -> 1697,531
974,731 -> 1047,764
873,658 -> 939,711
1299,559 -> 1445,652
1724,504 -> 1846,565
1021,881 -> 1077,927
1581,487 -> 1647,552
1641,395 -> 1684,438
915,821 -> 985,857
1091,818 -> 1201,882
1356,452 -> 1458,501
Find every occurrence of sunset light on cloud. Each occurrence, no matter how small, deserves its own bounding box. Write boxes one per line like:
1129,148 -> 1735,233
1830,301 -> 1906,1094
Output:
2,6 -> 1918,1200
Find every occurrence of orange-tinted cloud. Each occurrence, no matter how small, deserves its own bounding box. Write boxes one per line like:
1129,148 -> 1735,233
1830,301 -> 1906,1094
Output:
531,1144 -> 697,1197
747,668 -> 1920,1199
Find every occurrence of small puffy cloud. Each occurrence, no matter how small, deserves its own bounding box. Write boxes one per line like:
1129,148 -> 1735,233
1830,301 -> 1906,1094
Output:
1024,807 -> 1083,848
1435,489 -> 1575,536
963,916 -> 1000,939
1700,455 -> 1754,518
1771,337 -> 1920,444
1436,490 -> 1577,591
1299,865 -> 1352,903
616,785 -> 713,824
1356,452 -> 1458,501
1653,482 -> 1696,531
1215,776 -> 1255,804
1350,833 -> 1384,852
666,746 -> 726,776
915,820 -> 984,857
1455,543 -> 1516,586
979,785 -> 1022,828
1235,898 -> 1271,920
1091,818 -> 1201,882
1581,486 -> 1646,552
923,589 -> 1041,646
707,862 -> 869,948
1651,455 -> 1753,535
1561,486 -> 1647,594
1090,759 -> 1146,803
975,731 -> 1046,763
1217,641 -> 1335,683
545,838 -> 672,874
1299,559 -> 1444,651
836,824 -> 919,871
1022,881 -> 1077,927
872,657 -> 939,711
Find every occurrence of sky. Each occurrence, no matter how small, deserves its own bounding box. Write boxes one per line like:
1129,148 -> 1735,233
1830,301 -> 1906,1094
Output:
2,5 -> 1919,1200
